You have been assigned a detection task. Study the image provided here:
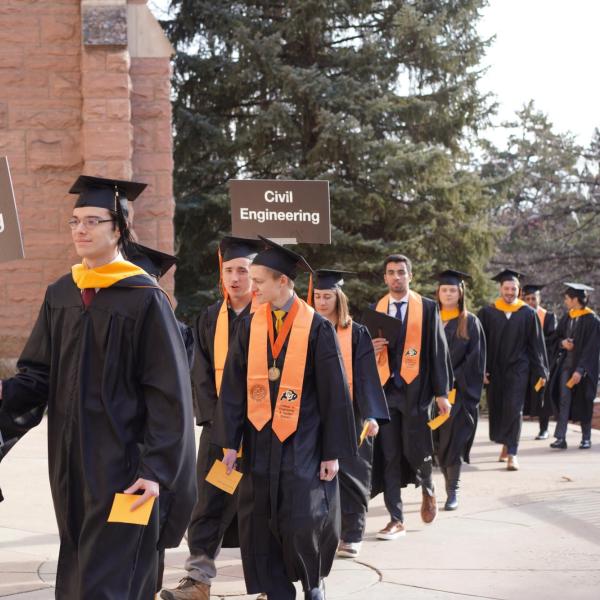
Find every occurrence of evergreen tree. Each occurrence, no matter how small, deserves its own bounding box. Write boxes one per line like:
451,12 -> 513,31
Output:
164,0 -> 495,319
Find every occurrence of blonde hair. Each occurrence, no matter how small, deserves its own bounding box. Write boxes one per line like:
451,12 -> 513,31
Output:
335,288 -> 352,328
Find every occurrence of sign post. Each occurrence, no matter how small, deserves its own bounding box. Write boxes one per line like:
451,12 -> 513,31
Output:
0,157 -> 25,263
229,179 -> 330,244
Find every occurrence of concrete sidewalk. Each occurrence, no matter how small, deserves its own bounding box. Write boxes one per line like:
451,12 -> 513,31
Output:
1,418 -> 599,599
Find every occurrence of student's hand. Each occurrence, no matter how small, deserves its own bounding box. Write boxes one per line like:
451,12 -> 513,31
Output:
320,459 -> 339,481
124,478 -> 159,511
562,338 -> 574,351
365,419 -> 379,437
483,373 -> 490,385
435,396 -> 452,416
570,371 -> 582,386
372,337 -> 388,354
222,449 -> 238,474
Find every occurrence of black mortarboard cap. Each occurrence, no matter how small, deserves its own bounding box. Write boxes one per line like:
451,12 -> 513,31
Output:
69,175 -> 147,210
522,284 -> 545,295
361,307 -> 403,347
252,236 -> 312,280
128,243 -> 177,279
314,269 -> 355,290
436,269 -> 471,286
564,282 -> 594,294
491,269 -> 524,284
219,235 -> 265,262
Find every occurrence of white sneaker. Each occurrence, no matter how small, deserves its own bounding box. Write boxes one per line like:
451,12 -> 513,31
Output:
336,541 -> 362,558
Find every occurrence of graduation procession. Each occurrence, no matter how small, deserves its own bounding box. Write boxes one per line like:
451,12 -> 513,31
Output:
2,2 -> 600,600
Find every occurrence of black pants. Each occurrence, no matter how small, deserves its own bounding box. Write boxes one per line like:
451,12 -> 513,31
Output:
539,415 -> 550,432
378,407 -> 433,523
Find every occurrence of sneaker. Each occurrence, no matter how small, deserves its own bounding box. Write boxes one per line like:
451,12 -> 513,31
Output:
579,439 -> 591,449
376,520 -> 406,540
535,430 -> 549,440
160,578 -> 210,600
550,438 -> 567,450
507,455 -> 519,471
337,541 -> 362,558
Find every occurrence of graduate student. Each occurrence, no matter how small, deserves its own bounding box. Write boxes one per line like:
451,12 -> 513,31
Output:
312,269 -> 389,559
215,238 -> 357,600
161,235 -> 265,600
521,284 -> 558,440
369,254 -> 452,540
0,176 -> 196,599
548,283 -> 600,450
477,269 -> 549,471
434,270 -> 486,511
126,242 -> 196,594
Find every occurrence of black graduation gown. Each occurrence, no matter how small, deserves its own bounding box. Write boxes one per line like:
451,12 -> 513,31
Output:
338,322 -> 389,524
434,314 -> 486,467
0,273 -> 197,600
370,296 -> 452,493
212,308 -> 357,594
549,312 -> 600,423
187,300 -> 252,554
524,310 -> 558,418
477,303 -> 549,447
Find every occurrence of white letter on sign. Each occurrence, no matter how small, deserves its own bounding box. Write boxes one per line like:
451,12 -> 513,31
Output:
264,191 -> 275,202
0,213 -> 4,233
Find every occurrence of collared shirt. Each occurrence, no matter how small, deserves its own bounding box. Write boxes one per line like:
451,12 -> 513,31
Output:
388,291 -> 409,322
272,293 -> 296,313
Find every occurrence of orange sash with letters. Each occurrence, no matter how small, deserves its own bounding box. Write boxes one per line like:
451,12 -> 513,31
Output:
336,321 -> 353,399
536,306 -> 547,330
214,295 -> 261,395
375,291 -> 423,386
247,296 -> 315,442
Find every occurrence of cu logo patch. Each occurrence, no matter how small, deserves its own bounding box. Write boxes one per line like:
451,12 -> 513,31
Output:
280,390 -> 298,402
405,348 -> 418,357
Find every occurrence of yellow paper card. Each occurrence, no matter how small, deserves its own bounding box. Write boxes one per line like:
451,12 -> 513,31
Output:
205,459 -> 242,495
107,493 -> 155,526
358,422 -> 370,447
534,377 -> 545,392
566,376 -> 577,389
428,413 -> 450,431
448,389 -> 457,405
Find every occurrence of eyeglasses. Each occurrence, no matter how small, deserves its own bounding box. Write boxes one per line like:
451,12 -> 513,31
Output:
68,217 -> 114,230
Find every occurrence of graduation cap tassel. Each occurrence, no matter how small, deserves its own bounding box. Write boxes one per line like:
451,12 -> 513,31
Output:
113,186 -> 135,257
218,247 -> 228,302
306,272 -> 314,307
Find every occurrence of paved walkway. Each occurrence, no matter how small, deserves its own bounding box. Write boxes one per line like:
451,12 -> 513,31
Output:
1,417 -> 599,599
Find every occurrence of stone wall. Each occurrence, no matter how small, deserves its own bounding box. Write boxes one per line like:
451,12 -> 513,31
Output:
0,0 -> 174,360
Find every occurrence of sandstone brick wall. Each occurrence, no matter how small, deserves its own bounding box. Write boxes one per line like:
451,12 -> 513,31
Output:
0,0 -> 174,360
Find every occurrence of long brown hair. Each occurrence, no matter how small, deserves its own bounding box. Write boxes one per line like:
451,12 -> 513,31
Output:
437,283 -> 469,340
313,287 -> 352,328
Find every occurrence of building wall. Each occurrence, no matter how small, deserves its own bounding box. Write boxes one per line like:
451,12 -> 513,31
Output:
0,0 -> 174,362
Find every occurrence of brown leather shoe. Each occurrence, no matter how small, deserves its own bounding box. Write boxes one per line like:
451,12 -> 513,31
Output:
376,520 -> 406,540
257,595 -> 268,600
160,578 -> 210,600
498,445 -> 508,462
421,491 -> 438,524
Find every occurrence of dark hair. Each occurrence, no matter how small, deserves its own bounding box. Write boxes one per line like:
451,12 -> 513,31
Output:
383,254 -> 412,274
565,289 -> 589,307
110,202 -> 137,255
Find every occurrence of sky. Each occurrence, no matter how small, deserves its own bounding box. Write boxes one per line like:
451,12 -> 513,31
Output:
148,0 -> 600,146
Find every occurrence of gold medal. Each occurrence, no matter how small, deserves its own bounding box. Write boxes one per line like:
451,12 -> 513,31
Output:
268,366 -> 281,381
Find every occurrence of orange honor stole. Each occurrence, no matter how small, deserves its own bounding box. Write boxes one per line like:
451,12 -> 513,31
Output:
375,292 -> 423,386
214,296 -> 260,395
247,297 -> 315,442
336,321 -> 353,399
536,306 -> 547,330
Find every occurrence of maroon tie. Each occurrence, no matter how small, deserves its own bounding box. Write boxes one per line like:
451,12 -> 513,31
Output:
82,288 -> 96,308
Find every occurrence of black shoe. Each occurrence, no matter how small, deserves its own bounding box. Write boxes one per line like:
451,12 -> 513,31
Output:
444,491 -> 459,511
579,439 -> 591,449
535,430 -> 549,440
550,439 -> 567,449
305,580 -> 325,600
